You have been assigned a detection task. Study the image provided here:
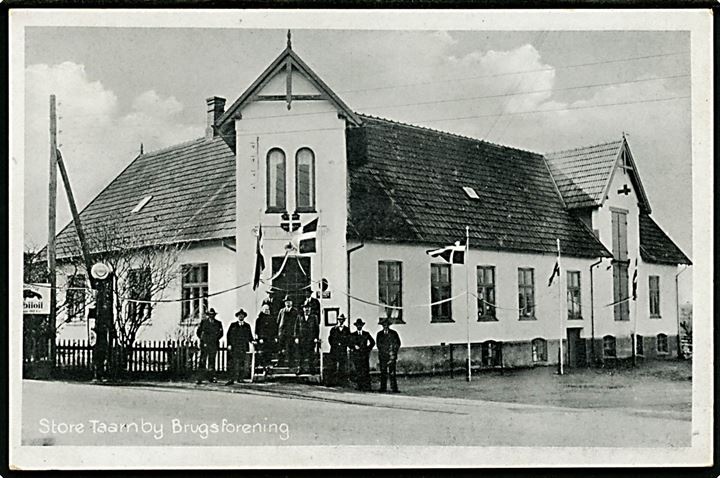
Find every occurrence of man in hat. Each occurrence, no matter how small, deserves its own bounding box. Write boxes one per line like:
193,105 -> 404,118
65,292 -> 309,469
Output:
327,313 -> 351,386
226,309 -> 254,385
349,318 -> 375,391
295,298 -> 320,374
376,317 -> 402,393
196,308 -> 223,384
255,303 -> 278,372
276,295 -> 298,367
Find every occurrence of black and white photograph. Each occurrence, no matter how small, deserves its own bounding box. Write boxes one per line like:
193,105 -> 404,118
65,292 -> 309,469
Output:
8,9 -> 713,469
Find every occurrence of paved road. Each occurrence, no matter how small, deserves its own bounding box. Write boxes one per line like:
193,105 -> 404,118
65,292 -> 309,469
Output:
21,379 -> 690,447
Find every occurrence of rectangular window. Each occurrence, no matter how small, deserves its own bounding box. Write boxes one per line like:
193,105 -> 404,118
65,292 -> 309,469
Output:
611,210 -> 628,260
657,333 -> 669,354
613,262 -> 630,321
567,270 -> 582,320
378,261 -> 403,323
649,275 -> 661,317
181,263 -> 208,323
518,268 -> 535,319
431,264 -> 453,322
636,334 -> 644,356
128,267 -> 152,325
481,341 -> 502,367
66,274 -> 87,321
476,266 -> 496,321
532,338 -> 547,362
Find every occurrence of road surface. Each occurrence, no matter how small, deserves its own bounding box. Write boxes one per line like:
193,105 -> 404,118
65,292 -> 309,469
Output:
21,379 -> 690,447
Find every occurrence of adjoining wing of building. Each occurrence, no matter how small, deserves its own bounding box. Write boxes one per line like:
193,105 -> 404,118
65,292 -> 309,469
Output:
51,39 -> 691,370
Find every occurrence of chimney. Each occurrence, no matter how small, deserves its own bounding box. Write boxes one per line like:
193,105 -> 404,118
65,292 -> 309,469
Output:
205,96 -> 226,140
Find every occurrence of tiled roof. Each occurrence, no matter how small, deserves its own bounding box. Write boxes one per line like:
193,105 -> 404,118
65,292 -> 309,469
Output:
347,115 -> 612,259
639,214 -> 692,265
54,136 -> 236,259
544,140 -> 622,209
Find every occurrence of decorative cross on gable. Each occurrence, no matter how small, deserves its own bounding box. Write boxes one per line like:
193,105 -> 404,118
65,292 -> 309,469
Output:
617,184 -> 631,196
280,212 -> 302,232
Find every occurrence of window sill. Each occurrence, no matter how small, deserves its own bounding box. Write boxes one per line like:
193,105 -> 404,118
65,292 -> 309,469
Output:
568,316 -> 584,321
431,318 -> 455,324
613,318 -> 631,322
478,316 -> 498,322
265,208 -> 288,214
294,208 -> 316,214
518,316 -> 536,321
650,315 -> 662,319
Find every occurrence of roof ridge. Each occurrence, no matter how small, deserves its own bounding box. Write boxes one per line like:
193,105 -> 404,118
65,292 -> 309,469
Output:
545,138 -> 623,157
355,113 -> 543,157
139,136 -> 211,158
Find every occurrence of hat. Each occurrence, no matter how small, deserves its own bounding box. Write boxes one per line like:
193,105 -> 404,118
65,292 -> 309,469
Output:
206,308 -> 217,317
235,309 -> 247,318
337,313 -> 347,322
379,317 -> 391,326
302,298 -> 313,308
283,295 -> 292,302
353,318 -> 365,327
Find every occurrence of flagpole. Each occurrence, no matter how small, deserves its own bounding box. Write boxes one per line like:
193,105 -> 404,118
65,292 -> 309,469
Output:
466,226 -> 471,382
632,259 -> 638,367
557,238 -> 564,375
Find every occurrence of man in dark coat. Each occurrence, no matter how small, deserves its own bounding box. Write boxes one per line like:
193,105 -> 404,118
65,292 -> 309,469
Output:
349,318 -> 375,391
196,308 -> 223,384
327,313 -> 350,386
295,299 -> 320,374
226,309 -> 254,385
254,303 -> 278,371
276,295 -> 298,367
376,318 -> 402,392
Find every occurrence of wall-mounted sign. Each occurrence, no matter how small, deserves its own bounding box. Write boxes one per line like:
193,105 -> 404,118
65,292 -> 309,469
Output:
23,284 -> 50,315
324,307 -> 339,327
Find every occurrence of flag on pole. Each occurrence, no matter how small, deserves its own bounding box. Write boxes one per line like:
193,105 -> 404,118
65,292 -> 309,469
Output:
252,225 -> 265,290
427,241 -> 465,264
298,218 -> 318,254
631,258 -> 638,300
547,260 -> 560,287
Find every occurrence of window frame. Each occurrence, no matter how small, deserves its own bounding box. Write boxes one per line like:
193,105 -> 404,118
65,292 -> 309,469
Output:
181,263 -> 209,324
430,263 -> 453,323
294,147 -> 316,213
635,334 -> 644,356
378,260 -> 404,324
657,333 -> 669,354
566,270 -> 582,320
531,337 -> 548,363
266,148 -> 287,213
481,340 -> 502,367
476,265 -> 497,321
66,273 -> 87,322
649,275 -> 661,318
613,261 -> 630,321
518,268 -> 536,320
603,335 -> 617,358
127,267 -> 152,325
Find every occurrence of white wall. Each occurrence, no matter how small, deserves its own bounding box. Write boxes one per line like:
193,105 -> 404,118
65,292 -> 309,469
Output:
349,241 -> 598,348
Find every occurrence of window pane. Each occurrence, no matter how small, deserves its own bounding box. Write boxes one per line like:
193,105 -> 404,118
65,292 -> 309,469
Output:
267,149 -> 286,209
296,148 -> 314,209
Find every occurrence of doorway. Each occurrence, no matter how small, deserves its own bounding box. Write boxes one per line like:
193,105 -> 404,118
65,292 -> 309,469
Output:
270,255 -> 311,317
566,328 -> 587,367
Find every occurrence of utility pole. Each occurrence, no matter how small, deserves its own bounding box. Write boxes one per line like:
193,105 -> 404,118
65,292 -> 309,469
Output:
48,95 -> 57,363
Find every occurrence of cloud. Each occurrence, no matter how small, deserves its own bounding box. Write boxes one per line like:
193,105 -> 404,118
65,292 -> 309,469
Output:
24,62 -> 203,247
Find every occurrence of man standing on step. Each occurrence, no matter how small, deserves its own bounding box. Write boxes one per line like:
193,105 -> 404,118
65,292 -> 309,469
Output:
350,318 -> 375,391
226,309 -> 253,385
327,313 -> 350,386
277,295 -> 298,367
376,317 -> 401,393
196,308 -> 223,384
255,303 -> 278,372
296,299 -> 320,374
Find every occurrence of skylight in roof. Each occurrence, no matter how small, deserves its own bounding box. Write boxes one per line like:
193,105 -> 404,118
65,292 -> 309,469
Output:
131,195 -> 153,213
463,187 -> 480,199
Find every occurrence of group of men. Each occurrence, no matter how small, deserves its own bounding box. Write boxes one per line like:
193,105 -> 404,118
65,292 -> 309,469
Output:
195,293 -> 402,393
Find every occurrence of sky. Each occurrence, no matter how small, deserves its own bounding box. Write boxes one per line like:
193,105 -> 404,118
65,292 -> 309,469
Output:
22,27 -> 693,297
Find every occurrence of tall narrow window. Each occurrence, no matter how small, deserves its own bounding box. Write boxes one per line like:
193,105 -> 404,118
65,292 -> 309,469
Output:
477,266 -> 496,321
378,261 -> 403,323
532,338 -> 547,362
295,148 -> 315,212
636,334 -> 644,356
266,148 -> 286,212
611,210 -> 628,260
66,274 -> 87,321
481,341 -> 502,366
649,275 -> 661,317
518,268 -> 535,319
603,335 -> 617,358
613,262 -> 630,321
181,264 -> 208,323
431,264 -> 453,322
657,333 -> 669,354
127,267 -> 152,325
567,270 -> 582,320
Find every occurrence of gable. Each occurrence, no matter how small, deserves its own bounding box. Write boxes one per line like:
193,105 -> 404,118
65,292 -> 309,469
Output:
639,214 -> 692,265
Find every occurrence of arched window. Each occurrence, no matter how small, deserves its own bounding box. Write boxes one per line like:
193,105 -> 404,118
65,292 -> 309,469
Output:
481,340 -> 502,367
266,148 -> 286,212
295,148 -> 315,211
603,335 -> 617,358
531,338 -> 547,363
657,333 -> 669,354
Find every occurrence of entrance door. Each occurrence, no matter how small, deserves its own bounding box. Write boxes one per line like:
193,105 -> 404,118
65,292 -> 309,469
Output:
566,328 -> 587,367
270,256 -> 311,317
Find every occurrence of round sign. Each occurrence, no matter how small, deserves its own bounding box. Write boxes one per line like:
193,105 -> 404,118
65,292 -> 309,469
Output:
91,262 -> 111,280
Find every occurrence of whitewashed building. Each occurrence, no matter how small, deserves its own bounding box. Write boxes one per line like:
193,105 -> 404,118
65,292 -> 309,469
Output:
52,39 -> 690,371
